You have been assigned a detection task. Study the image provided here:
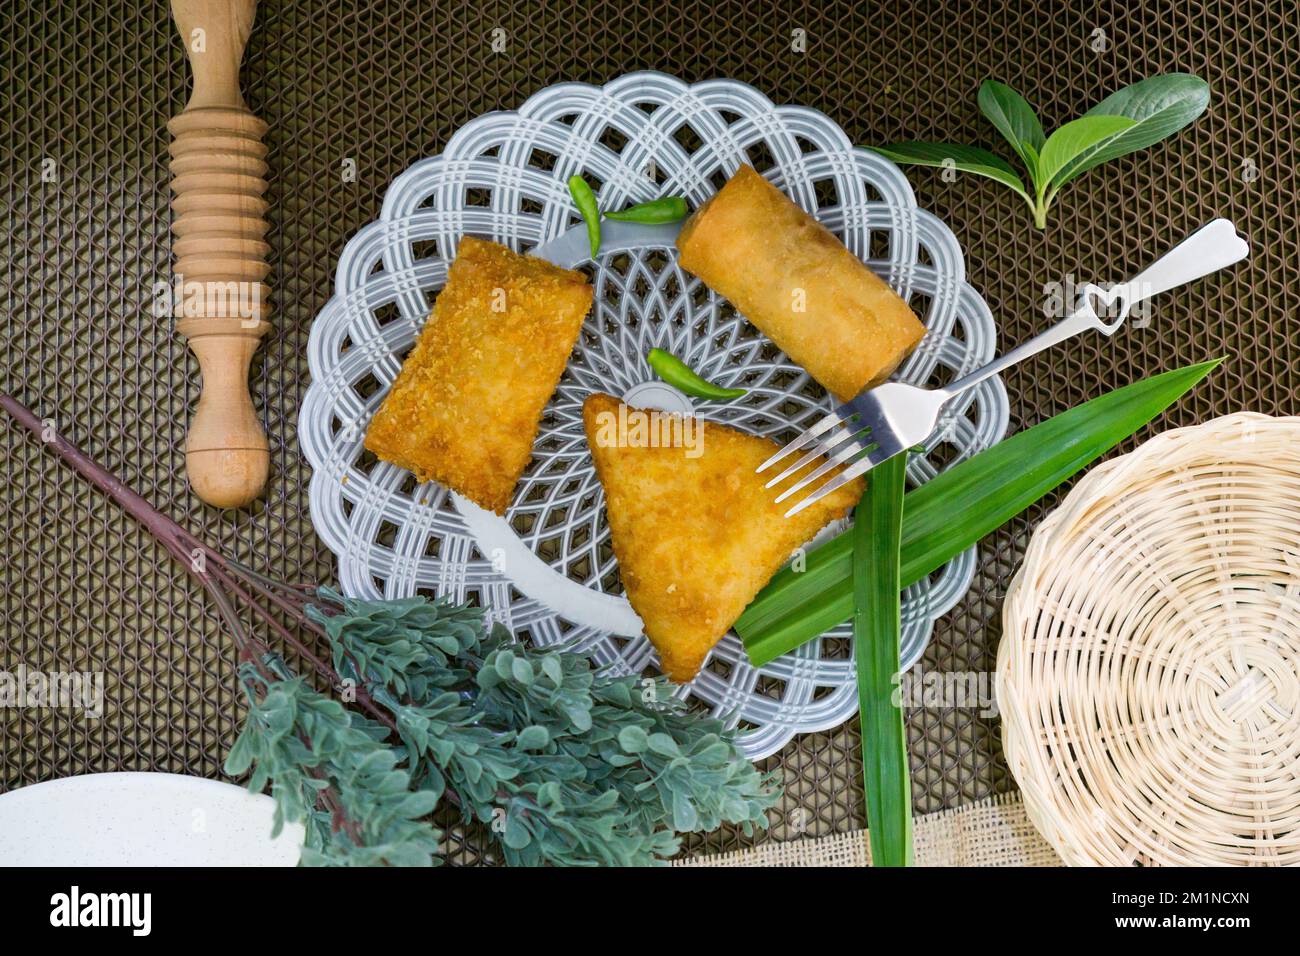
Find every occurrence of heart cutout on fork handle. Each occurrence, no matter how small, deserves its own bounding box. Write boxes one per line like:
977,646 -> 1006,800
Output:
1079,282 -> 1133,335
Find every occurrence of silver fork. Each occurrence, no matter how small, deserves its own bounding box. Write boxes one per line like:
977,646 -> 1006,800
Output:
759,219 -> 1250,517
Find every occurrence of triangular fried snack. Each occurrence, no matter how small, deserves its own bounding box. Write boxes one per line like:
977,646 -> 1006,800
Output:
583,392 -> 864,681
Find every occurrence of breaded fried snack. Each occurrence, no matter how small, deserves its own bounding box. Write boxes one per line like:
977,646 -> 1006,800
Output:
677,164 -> 926,402
582,392 -> 863,681
365,237 -> 593,514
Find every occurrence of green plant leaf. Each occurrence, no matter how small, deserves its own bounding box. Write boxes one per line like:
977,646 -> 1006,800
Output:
1,383 -> 785,868
738,359 -> 1223,665
646,732 -> 679,757
672,792 -> 699,831
1053,73 -> 1211,186
873,73 -> 1208,229
867,142 -> 1031,200
977,80 -> 1045,172
515,725 -> 549,750
853,454 -> 913,867
618,725 -> 649,753
1036,115 -> 1137,189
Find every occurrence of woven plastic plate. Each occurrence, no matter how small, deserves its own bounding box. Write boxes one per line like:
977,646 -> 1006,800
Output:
299,72 -> 1008,758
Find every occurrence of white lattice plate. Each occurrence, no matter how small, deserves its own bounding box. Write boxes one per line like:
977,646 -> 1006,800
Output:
300,72 -> 1009,758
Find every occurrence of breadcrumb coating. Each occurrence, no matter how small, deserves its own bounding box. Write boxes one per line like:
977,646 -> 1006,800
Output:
365,237 -> 593,513
583,392 -> 864,681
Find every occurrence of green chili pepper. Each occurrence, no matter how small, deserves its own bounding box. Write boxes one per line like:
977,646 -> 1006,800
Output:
567,175 -> 601,258
604,196 -> 689,224
646,348 -> 747,401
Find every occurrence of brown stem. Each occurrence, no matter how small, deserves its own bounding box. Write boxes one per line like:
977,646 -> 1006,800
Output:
3,393 -> 204,558
2,391 -> 455,841
222,571 -> 398,732
230,561 -> 319,601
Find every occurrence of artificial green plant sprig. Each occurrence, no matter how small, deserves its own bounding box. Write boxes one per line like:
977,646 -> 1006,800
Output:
869,74 -> 1210,228
0,391 -> 779,868
228,666 -> 442,866
285,587 -> 780,865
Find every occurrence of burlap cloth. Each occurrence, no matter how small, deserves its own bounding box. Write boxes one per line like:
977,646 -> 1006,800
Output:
678,792 -> 1060,866
4,1 -> 1297,864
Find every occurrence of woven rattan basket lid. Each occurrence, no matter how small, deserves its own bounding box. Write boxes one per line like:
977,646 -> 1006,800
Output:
998,413 -> 1300,866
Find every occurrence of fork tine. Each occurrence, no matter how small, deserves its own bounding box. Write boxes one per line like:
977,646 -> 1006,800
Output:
772,438 -> 871,505
764,422 -> 870,489
786,441 -> 903,517
754,410 -> 844,474
783,443 -> 903,518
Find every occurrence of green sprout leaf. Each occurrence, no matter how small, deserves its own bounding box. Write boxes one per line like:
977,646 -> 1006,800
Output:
1035,114 -> 1137,189
977,80 -> 1045,169
867,142 -> 1031,201
1057,73 -> 1212,185
871,73 -> 1209,229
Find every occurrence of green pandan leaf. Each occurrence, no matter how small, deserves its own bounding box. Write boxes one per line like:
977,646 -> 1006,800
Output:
738,359 -> 1223,665
853,453 -> 913,867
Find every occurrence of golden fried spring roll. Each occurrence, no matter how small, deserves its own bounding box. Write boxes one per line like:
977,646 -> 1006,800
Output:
677,164 -> 926,401
365,237 -> 593,514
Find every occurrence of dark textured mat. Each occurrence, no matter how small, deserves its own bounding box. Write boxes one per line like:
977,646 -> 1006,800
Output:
4,0 -> 1297,863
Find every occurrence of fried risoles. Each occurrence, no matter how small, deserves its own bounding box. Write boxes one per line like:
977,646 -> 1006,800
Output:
583,392 -> 864,681
365,237 -> 593,514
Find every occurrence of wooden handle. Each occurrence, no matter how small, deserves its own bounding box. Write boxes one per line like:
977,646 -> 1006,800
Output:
169,0 -> 270,508
172,0 -> 256,111
178,318 -> 271,508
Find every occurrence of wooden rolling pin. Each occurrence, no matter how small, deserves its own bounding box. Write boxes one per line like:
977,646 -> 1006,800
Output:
168,0 -> 271,508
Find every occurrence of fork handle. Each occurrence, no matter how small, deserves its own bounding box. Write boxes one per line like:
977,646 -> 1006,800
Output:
939,219 -> 1249,399
938,305 -> 1099,398
1120,219 -> 1249,303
